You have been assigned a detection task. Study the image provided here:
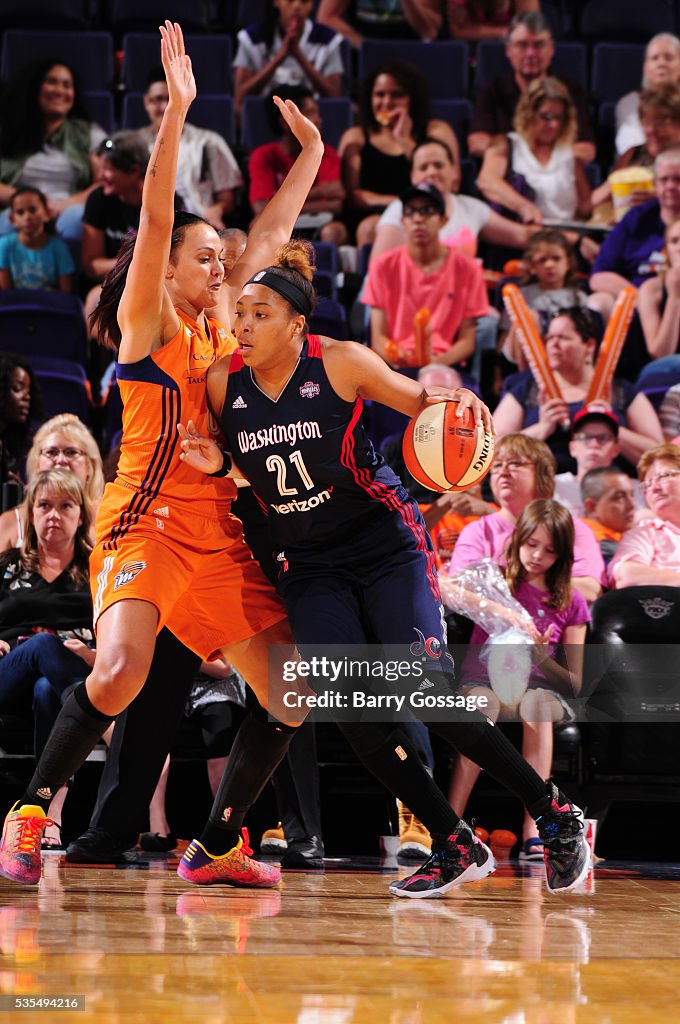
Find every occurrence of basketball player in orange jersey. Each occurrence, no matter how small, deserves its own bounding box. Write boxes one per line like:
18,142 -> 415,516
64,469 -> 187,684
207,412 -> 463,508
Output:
177,239 -> 591,897
0,21 -> 325,889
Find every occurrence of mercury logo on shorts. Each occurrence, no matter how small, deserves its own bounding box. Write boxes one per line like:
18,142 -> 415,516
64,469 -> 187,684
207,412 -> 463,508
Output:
113,560 -> 147,591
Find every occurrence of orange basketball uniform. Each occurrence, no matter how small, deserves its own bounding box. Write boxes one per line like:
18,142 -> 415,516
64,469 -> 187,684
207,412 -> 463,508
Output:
90,308 -> 285,659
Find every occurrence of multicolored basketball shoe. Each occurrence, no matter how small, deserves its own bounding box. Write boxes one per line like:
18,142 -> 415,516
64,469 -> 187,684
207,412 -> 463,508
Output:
177,830 -> 281,888
389,821 -> 496,899
0,804 -> 52,885
532,782 -> 591,894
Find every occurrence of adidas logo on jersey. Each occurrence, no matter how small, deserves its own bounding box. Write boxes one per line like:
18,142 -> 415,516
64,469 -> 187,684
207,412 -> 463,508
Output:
232,396 -> 247,409
153,506 -> 170,518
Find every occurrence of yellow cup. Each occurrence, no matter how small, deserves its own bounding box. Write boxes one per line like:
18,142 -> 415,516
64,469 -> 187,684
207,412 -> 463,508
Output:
608,166 -> 655,221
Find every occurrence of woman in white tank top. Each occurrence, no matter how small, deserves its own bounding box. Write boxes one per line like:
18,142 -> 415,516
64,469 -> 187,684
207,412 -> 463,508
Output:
476,76 -> 592,225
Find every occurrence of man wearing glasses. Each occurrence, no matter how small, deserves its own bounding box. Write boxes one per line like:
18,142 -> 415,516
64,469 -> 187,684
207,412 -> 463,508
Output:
363,182 -> 489,371
468,11 -> 595,164
554,408 -> 644,516
609,443 -> 680,588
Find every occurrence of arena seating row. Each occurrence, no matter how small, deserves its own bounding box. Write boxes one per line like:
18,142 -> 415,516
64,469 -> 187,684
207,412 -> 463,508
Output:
2,0 -> 680,42
0,29 -> 650,104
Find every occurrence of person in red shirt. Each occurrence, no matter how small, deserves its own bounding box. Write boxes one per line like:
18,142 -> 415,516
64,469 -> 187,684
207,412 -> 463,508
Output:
363,182 -> 490,370
248,85 -> 348,245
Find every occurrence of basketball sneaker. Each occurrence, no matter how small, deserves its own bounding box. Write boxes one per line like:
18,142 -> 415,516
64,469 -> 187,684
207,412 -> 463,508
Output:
0,804 -> 52,885
389,821 -> 495,899
397,801 -> 432,861
177,829 -> 281,888
260,823 -> 287,855
531,782 -> 591,894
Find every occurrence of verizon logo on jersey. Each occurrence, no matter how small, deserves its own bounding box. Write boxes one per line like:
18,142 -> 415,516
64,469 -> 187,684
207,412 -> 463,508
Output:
237,421 -> 322,452
272,489 -> 332,514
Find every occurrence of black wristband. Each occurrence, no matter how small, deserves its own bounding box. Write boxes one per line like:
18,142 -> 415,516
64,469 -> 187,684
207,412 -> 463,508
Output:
208,449 -> 232,478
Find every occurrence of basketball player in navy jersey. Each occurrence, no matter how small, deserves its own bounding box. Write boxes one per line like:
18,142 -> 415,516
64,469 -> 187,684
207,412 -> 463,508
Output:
178,239 -> 591,897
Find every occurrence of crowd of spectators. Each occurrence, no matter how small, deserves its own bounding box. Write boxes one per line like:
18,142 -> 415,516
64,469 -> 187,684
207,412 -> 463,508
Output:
3,2 -> 680,860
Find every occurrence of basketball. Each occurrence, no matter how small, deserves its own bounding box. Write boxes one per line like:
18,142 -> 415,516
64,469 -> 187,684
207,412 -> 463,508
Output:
402,401 -> 495,493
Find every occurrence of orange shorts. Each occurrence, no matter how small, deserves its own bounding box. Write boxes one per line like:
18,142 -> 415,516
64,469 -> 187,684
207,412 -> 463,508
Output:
90,483 -> 285,660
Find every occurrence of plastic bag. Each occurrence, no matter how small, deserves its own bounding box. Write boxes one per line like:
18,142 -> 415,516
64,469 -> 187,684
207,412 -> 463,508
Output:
439,559 -> 535,709
439,558 -> 535,639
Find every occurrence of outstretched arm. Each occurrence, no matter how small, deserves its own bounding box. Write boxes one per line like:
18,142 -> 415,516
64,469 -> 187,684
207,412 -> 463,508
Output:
117,21 -> 195,363
215,97 -> 323,329
323,339 -> 494,433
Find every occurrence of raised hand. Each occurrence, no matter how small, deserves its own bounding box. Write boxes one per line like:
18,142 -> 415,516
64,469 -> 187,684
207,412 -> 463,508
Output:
159,20 -> 196,111
273,95 -> 322,151
178,420 -> 225,475
530,623 -> 555,664
391,106 -> 414,146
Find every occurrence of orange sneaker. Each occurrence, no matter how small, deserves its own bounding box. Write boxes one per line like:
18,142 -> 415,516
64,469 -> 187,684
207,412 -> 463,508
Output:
177,829 -> 281,888
0,804 -> 53,886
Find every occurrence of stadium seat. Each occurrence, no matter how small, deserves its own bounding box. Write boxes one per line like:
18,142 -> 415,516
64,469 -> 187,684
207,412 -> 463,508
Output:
0,291 -> 88,366
24,355 -> 92,425
357,243 -> 372,280
313,271 -> 337,300
473,39 -> 588,91
578,0 -> 675,41
598,101 -> 616,136
591,43 -> 645,105
586,587 -> 680,721
107,0 -> 212,35
431,98 -> 473,158
234,0 -> 267,30
635,355 -> 680,411
358,40 -> 469,99
240,95 -> 352,152
0,29 -> 115,89
312,242 -> 339,275
0,0 -> 89,30
85,91 -> 117,134
120,33 -> 233,93
309,297 -> 348,340
315,97 -> 353,150
122,93 -> 235,145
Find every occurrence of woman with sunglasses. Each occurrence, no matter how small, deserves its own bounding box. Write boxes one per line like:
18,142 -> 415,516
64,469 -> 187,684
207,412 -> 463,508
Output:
476,77 -> 591,226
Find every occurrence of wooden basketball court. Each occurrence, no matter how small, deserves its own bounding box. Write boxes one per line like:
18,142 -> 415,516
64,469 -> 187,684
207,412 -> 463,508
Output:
2,853 -> 680,1022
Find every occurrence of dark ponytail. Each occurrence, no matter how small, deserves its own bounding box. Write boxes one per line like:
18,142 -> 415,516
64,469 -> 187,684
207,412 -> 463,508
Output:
90,211 -> 214,350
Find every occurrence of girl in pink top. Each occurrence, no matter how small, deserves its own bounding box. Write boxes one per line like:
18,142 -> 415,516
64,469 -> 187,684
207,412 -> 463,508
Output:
448,499 -> 589,860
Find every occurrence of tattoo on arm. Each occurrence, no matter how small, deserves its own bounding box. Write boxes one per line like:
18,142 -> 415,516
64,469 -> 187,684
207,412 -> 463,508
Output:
150,138 -> 164,177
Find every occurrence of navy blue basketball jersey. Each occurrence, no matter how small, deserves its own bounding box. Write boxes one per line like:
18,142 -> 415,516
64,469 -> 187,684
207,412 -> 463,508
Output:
220,335 -> 420,557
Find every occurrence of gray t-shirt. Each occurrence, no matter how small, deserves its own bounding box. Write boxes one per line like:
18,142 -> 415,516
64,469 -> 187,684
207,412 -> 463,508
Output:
19,123 -> 106,200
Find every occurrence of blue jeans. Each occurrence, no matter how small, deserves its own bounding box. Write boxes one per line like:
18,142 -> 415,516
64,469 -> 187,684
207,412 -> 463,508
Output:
0,633 -> 89,756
